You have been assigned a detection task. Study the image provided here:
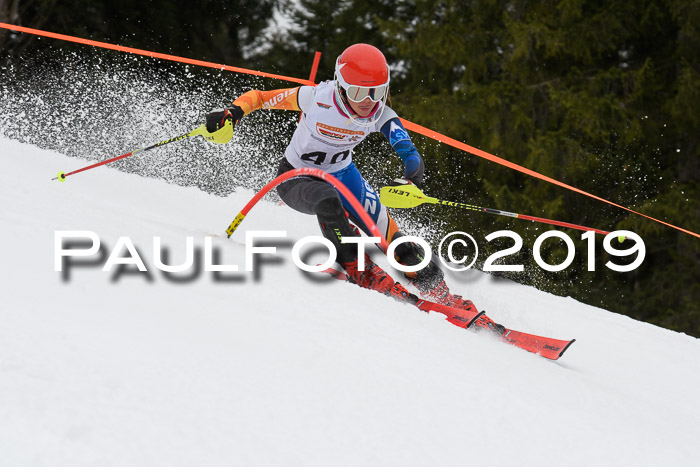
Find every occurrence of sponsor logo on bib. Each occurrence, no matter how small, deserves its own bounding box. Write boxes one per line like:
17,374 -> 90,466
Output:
316,123 -> 364,141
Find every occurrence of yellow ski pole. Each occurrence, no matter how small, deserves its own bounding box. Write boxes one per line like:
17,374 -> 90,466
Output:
380,184 -> 613,236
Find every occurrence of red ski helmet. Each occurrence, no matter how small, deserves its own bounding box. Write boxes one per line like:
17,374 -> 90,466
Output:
334,43 -> 390,124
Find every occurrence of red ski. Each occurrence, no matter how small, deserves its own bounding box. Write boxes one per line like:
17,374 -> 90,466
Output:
322,267 -> 575,360
468,312 -> 575,359
500,328 -> 575,360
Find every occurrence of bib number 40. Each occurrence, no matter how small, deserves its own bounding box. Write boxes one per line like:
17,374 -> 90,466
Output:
300,149 -> 350,166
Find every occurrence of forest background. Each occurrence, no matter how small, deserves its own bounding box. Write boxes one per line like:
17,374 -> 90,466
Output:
1,0 -> 698,337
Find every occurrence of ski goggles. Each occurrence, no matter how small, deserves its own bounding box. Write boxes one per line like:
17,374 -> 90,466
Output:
342,83 -> 389,103
336,68 -> 390,103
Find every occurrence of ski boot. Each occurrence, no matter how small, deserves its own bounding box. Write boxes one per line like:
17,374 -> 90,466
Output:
411,273 -> 505,335
342,254 -> 413,302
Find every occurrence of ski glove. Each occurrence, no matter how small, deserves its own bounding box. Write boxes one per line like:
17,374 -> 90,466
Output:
389,177 -> 422,191
205,104 -> 244,133
390,176 -> 423,191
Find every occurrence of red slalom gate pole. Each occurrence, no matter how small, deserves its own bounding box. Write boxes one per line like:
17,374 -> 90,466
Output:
224,168 -> 389,252
0,22 -> 314,86
308,51 -> 322,83
299,51 -> 322,124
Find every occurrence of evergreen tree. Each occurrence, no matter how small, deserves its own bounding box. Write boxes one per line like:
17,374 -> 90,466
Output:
1,0 -> 277,66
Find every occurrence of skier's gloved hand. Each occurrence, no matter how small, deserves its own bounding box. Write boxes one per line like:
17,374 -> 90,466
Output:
389,177 -> 423,191
205,104 -> 244,133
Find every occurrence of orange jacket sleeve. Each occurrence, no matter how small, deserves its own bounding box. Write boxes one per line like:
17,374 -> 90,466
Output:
232,87 -> 301,115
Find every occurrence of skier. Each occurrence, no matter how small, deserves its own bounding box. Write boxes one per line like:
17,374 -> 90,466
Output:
205,43 -> 470,308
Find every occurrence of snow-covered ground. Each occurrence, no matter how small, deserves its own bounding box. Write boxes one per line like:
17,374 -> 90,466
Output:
1,137 -> 699,466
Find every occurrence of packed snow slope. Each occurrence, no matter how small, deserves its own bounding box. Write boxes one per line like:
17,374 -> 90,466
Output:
1,137 -> 699,467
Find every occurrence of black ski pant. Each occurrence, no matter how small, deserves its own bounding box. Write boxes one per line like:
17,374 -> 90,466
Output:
275,158 -> 444,289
